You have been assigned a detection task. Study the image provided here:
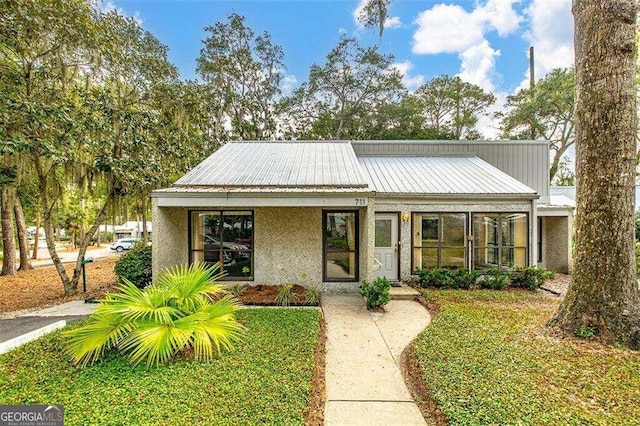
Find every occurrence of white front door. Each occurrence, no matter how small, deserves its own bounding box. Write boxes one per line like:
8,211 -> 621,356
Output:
374,213 -> 399,281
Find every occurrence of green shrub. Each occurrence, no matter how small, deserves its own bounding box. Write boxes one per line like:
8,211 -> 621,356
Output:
305,286 -> 321,305
360,277 -> 391,310
451,269 -> 480,289
275,284 -> 297,306
509,266 -> 555,290
65,263 -> 245,367
114,243 -> 152,288
228,282 -> 247,297
479,268 -> 509,290
416,268 -> 455,288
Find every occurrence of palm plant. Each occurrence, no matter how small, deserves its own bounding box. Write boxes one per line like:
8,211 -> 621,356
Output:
65,262 -> 245,367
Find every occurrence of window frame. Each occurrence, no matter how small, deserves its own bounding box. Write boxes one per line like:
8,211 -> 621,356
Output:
411,212 -> 468,272
188,210 -> 254,281
472,212 -> 529,270
322,210 -> 360,282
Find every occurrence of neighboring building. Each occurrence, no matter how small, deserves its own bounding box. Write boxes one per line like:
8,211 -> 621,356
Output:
152,140 -> 574,291
114,221 -> 153,239
551,185 -> 640,210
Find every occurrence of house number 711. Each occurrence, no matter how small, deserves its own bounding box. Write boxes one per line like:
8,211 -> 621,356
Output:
355,198 -> 366,206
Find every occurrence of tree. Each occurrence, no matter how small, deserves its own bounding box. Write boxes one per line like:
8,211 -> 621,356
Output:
355,0 -> 390,38
548,0 -> 640,348
499,68 -> 575,181
280,36 -> 405,140
413,75 -> 496,140
197,13 -> 284,140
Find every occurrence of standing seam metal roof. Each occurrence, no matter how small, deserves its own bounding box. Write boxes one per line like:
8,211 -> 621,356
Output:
357,155 -> 537,195
174,141 -> 369,188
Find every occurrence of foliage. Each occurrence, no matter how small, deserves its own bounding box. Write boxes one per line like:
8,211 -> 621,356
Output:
197,13 -> 283,140
451,269 -> 480,289
478,268 -> 509,290
65,263 -> 245,367
413,290 -> 640,424
416,268 -> 454,288
113,243 -> 152,288
0,309 -> 321,425
305,286 -> 321,305
499,68 -> 575,181
280,36 -> 405,140
575,325 -> 597,339
552,156 -> 575,186
275,284 -> 297,306
413,75 -> 496,139
509,266 -> 555,290
359,277 -> 390,310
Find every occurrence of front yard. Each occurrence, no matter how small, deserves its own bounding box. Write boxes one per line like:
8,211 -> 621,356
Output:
412,290 -> 640,424
0,308 -> 322,425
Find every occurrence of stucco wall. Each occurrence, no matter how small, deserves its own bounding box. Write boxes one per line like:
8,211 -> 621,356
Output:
373,200 -> 534,281
151,199 -> 189,276
541,215 -> 573,274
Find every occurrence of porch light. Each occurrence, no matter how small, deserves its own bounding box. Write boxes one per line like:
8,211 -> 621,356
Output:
402,213 -> 410,223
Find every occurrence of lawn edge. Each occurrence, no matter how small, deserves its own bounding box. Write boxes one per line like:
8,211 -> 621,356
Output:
304,313 -> 327,425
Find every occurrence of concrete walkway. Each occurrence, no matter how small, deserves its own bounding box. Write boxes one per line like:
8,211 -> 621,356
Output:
0,301 -> 98,354
322,293 -> 431,425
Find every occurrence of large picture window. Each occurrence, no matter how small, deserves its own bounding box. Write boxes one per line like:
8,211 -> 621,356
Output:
190,211 -> 253,279
473,213 -> 528,270
412,213 -> 466,271
323,211 -> 359,281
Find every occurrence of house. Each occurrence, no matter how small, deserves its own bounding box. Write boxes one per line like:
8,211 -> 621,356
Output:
113,221 -> 153,239
151,140 -> 574,291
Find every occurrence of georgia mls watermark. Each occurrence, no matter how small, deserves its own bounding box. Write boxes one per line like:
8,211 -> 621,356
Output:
0,405 -> 63,426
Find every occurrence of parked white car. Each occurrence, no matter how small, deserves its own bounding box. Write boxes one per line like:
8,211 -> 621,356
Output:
110,238 -> 140,252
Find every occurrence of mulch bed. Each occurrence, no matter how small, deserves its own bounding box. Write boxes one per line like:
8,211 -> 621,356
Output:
236,284 -> 319,306
0,256 -> 119,317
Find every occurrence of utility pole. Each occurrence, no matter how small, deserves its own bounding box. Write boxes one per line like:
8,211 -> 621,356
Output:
529,46 -> 536,140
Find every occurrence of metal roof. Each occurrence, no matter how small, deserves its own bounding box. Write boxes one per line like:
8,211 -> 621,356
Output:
358,155 -> 537,196
174,141 -> 368,188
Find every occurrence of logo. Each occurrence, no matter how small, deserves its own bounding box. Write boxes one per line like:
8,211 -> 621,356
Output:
0,405 -> 64,426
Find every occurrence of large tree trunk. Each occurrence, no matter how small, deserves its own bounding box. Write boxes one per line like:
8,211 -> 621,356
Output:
1,186 -> 17,276
32,211 -> 40,259
549,0 -> 640,348
14,195 -> 32,270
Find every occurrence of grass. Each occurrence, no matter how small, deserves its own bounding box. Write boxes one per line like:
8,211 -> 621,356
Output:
0,309 -> 321,425
413,289 -> 640,425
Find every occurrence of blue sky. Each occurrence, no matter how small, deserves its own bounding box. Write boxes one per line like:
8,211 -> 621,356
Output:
108,0 -> 574,136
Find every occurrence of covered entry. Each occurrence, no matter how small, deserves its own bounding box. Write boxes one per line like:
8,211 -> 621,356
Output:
374,213 -> 399,281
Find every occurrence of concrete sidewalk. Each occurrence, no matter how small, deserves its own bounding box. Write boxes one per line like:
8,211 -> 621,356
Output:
322,293 -> 431,425
0,301 -> 98,354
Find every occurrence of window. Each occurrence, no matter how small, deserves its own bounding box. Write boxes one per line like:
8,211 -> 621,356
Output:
323,211 -> 359,281
189,211 -> 253,279
473,213 -> 528,270
412,213 -> 466,271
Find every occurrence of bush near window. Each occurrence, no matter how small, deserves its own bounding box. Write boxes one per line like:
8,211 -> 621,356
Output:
478,268 -> 509,290
416,267 -> 553,291
509,266 -> 555,290
114,243 -> 152,289
360,277 -> 390,310
416,268 -> 479,289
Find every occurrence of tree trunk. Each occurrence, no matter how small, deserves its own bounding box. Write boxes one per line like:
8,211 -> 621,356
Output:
1,186 -> 16,276
32,211 -> 40,259
141,193 -> 148,245
549,0 -> 640,348
14,195 -> 32,270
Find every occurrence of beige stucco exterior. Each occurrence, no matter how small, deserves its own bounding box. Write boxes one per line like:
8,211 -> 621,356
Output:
539,215 -> 574,274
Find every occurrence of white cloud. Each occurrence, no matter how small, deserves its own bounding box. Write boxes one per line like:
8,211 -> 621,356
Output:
413,4 -> 484,54
384,16 -> 402,29
457,41 -> 500,92
390,60 -> 425,91
338,27 -> 348,35
412,0 -> 521,54
522,0 -> 573,85
281,74 -> 298,97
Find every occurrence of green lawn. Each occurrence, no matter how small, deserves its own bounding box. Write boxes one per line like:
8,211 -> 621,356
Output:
0,309 -> 321,425
414,290 -> 640,425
